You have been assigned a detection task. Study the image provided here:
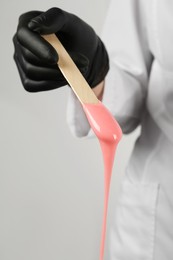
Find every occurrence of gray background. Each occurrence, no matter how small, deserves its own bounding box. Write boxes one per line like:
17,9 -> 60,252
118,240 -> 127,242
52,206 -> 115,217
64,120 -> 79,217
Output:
0,0 -> 139,259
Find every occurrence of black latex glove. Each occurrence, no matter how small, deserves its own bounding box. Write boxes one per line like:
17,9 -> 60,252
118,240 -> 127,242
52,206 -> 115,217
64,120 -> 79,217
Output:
13,7 -> 109,92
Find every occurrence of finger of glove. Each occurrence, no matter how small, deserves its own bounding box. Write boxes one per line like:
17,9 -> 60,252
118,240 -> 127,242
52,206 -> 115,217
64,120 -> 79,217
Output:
14,55 -> 67,92
13,33 -> 58,68
28,7 -> 68,34
14,38 -> 64,81
19,11 -> 43,24
17,54 -> 63,81
17,25 -> 58,65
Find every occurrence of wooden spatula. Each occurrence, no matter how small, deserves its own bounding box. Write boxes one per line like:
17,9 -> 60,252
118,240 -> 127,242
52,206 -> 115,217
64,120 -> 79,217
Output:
42,34 -> 99,104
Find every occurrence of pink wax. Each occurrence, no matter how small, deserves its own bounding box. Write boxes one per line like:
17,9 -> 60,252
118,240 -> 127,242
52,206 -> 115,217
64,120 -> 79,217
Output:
82,101 -> 122,260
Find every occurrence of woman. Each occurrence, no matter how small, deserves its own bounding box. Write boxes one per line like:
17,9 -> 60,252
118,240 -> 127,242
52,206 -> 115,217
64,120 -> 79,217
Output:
13,0 -> 173,259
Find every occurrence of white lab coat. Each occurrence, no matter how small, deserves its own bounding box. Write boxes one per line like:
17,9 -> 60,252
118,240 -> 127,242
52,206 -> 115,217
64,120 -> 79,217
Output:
66,0 -> 173,259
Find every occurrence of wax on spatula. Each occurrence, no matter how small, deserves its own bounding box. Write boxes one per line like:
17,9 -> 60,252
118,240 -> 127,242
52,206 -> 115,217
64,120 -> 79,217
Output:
42,34 -> 122,260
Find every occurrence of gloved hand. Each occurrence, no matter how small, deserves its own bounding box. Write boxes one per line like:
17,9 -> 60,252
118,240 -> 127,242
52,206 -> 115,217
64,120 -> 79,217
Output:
13,7 -> 109,92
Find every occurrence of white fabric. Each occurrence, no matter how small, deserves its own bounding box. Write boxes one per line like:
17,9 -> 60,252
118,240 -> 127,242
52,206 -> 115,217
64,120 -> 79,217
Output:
66,0 -> 173,259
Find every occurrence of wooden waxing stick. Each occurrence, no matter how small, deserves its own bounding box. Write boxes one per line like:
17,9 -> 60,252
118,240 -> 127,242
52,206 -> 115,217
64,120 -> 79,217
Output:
42,34 -> 99,104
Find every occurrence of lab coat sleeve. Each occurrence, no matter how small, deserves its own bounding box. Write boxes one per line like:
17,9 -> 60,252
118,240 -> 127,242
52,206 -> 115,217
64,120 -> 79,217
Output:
66,0 -> 153,136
